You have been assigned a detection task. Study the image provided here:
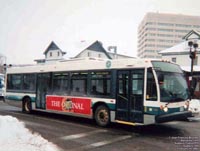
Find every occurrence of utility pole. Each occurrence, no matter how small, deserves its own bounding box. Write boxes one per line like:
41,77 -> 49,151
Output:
188,41 -> 198,99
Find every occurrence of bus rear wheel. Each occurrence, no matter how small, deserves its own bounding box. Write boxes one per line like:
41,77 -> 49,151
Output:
94,105 -> 110,127
22,97 -> 32,114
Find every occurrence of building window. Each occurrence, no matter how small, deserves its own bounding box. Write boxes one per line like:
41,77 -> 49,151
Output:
57,52 -> 60,57
49,52 -> 52,57
172,58 -> 176,63
98,54 -> 101,58
88,52 -> 91,57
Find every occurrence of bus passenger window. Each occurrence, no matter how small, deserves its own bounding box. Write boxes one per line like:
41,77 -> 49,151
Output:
146,69 -> 157,101
91,86 -> 97,94
23,74 -> 36,91
71,72 -> 88,96
7,74 -> 22,90
90,71 -> 111,97
52,72 -> 68,95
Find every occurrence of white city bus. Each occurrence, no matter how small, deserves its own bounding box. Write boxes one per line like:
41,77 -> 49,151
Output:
5,58 -> 191,126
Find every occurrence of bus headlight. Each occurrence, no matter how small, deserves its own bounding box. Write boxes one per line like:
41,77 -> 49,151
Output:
160,105 -> 168,112
163,106 -> 168,112
184,101 -> 189,109
184,104 -> 188,109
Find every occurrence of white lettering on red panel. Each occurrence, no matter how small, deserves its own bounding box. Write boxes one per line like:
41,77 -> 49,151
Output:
46,96 -> 91,115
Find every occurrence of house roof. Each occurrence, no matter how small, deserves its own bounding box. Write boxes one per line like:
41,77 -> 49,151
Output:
160,30 -> 200,55
43,41 -> 66,55
159,40 -> 200,55
73,40 -> 112,59
159,41 -> 189,54
182,30 -> 200,40
41,39 -> 134,60
181,66 -> 200,72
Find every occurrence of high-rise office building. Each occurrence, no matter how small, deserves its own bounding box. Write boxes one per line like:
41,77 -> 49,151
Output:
137,12 -> 200,58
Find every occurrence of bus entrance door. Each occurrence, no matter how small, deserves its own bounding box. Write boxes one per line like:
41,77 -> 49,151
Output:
116,70 -> 144,124
36,73 -> 51,109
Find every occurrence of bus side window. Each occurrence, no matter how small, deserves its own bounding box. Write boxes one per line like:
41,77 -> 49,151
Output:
146,69 -> 157,101
7,74 -> 22,90
90,71 -> 111,97
70,72 -> 88,96
52,72 -> 68,95
23,74 -> 36,91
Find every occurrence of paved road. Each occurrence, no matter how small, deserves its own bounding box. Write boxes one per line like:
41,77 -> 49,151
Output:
0,101 -> 200,151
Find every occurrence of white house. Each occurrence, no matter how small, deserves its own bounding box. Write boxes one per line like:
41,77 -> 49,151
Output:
159,30 -> 200,98
35,40 -> 134,64
72,40 -> 134,60
159,30 -> 200,67
34,41 -> 66,64
159,40 -> 200,66
72,40 -> 112,59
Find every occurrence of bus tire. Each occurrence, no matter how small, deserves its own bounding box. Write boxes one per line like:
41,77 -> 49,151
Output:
22,97 -> 32,114
94,105 -> 110,127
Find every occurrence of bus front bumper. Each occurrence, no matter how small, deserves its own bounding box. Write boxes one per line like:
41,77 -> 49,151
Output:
155,111 -> 192,123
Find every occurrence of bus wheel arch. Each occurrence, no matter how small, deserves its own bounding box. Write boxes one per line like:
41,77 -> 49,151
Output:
22,96 -> 32,114
93,102 -> 110,127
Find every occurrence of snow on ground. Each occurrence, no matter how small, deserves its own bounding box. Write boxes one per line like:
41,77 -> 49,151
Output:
0,115 -> 60,151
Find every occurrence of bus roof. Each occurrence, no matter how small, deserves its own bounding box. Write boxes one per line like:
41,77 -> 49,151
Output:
6,58 -> 170,74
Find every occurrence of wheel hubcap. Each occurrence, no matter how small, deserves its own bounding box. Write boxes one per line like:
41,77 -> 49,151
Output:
99,109 -> 108,123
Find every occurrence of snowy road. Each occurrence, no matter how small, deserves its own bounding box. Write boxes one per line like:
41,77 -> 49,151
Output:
0,101 -> 200,151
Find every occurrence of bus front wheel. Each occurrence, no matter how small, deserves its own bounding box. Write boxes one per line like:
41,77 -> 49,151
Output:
94,105 -> 110,127
22,97 -> 32,114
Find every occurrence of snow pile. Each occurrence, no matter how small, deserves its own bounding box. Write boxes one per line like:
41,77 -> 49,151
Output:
0,115 -> 59,151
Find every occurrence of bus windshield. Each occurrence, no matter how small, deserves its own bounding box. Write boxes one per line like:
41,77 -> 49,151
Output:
152,61 -> 189,102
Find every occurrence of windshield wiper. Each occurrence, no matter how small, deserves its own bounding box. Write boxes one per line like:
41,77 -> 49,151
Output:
166,91 -> 185,102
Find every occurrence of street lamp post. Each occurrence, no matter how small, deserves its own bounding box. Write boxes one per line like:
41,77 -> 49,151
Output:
188,41 -> 198,99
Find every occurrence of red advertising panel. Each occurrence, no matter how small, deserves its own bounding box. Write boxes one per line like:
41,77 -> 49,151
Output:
46,95 -> 91,115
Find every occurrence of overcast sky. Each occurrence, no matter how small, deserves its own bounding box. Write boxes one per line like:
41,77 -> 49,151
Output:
1,0 -> 200,64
